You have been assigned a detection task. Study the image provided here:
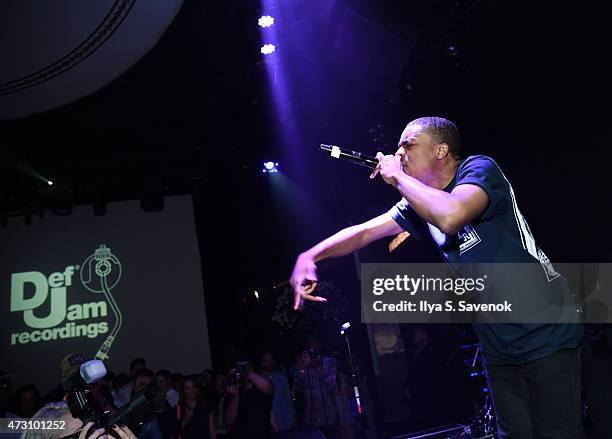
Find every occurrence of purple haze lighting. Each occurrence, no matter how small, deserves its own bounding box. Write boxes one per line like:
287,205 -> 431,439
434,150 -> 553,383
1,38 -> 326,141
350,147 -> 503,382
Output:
258,15 -> 275,28
260,44 -> 276,55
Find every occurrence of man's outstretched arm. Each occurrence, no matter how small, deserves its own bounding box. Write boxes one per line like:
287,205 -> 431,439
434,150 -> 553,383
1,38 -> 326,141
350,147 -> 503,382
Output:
290,213 -> 403,309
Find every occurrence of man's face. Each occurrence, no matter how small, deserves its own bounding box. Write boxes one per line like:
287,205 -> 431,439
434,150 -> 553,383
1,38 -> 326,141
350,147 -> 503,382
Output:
395,125 -> 440,181
133,375 -> 151,394
260,353 -> 275,371
183,380 -> 198,399
156,375 -> 170,392
130,363 -> 145,378
213,374 -> 226,391
18,390 -> 36,413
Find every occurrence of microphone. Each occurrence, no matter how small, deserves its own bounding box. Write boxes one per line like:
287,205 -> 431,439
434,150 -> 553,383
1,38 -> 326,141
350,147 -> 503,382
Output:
319,144 -> 381,170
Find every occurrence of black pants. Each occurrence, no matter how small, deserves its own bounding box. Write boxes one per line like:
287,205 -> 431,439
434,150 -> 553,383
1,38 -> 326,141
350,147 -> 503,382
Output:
486,347 -> 584,439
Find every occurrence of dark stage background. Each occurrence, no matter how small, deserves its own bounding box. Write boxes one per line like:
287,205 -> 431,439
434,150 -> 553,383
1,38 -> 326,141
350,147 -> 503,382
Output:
0,0 -> 610,435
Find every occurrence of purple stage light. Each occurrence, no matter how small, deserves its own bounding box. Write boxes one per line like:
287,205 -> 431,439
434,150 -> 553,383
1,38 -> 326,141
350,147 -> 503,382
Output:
260,44 -> 276,55
262,161 -> 279,173
258,15 -> 275,28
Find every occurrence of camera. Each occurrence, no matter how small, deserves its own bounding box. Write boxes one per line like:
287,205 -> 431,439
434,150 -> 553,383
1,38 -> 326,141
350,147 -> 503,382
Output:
227,360 -> 251,387
62,358 -> 167,438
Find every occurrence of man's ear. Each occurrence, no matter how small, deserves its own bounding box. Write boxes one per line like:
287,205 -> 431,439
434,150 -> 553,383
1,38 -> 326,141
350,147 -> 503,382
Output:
436,143 -> 450,159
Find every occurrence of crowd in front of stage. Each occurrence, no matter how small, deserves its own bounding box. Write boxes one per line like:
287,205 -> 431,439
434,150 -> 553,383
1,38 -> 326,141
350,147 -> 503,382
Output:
1,339 -> 378,439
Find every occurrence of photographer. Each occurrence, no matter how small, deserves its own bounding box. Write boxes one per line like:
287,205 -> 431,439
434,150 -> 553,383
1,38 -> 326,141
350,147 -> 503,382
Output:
224,361 -> 274,439
128,369 -> 162,439
293,339 -> 338,439
22,402 -> 138,439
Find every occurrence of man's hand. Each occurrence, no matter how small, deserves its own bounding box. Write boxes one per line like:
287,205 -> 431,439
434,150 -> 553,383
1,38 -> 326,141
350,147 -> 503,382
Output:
290,253 -> 326,310
78,422 -> 107,439
111,425 -> 137,439
370,152 -> 403,185
226,384 -> 239,398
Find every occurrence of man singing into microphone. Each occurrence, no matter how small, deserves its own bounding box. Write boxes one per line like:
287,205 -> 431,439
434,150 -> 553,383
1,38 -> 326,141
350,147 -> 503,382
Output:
289,117 -> 584,438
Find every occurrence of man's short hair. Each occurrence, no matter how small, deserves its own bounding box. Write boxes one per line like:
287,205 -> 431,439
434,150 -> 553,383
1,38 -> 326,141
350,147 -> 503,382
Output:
155,369 -> 171,380
406,116 -> 461,159
129,358 -> 146,371
134,368 -> 154,380
22,402 -> 76,439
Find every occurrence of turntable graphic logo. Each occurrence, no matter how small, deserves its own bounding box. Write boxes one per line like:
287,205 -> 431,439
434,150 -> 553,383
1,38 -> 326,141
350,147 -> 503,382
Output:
80,244 -> 123,360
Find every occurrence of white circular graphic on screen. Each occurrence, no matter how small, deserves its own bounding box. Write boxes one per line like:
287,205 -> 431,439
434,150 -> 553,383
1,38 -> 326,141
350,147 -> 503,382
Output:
80,244 -> 122,294
0,0 -> 184,120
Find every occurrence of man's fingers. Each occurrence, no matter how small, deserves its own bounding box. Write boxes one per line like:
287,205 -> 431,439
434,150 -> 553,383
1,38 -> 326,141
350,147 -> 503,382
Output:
293,289 -> 302,310
112,425 -> 132,439
294,296 -> 304,311
78,422 -> 95,439
293,281 -> 326,309
112,426 -> 127,439
293,283 -> 306,310
88,428 -> 107,439
291,277 -> 304,309
371,152 -> 385,179
302,281 -> 318,295
304,295 -> 327,302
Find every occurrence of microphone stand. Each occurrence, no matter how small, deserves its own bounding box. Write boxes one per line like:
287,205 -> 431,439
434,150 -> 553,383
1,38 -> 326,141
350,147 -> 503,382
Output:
342,326 -> 367,434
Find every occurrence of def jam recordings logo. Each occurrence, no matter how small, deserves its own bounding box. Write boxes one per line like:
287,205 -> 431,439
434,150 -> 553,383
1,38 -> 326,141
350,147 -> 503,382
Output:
9,245 -> 123,360
458,224 -> 481,255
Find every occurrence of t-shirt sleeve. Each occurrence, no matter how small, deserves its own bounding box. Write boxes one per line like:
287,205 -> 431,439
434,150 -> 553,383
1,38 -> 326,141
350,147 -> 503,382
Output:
387,198 -> 425,240
454,156 -> 508,221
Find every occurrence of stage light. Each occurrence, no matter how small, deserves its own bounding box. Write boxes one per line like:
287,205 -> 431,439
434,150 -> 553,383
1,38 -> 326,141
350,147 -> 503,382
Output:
254,290 -> 260,300
47,180 -> 53,186
261,44 -> 276,55
262,161 -> 279,173
258,15 -> 275,28
340,322 -> 351,335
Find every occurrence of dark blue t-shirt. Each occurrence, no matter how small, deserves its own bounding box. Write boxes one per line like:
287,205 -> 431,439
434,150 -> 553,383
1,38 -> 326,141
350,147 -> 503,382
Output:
388,155 -> 583,365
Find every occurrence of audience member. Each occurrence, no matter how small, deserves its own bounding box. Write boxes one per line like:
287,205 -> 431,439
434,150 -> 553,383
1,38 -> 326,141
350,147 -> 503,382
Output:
225,360 -> 274,438
115,358 -> 146,407
130,369 -> 162,439
156,369 -> 179,408
22,401 -> 138,439
260,352 -> 295,433
43,353 -> 86,403
212,373 -> 229,439
176,378 -> 216,439
293,339 -> 339,439
14,384 -> 42,418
